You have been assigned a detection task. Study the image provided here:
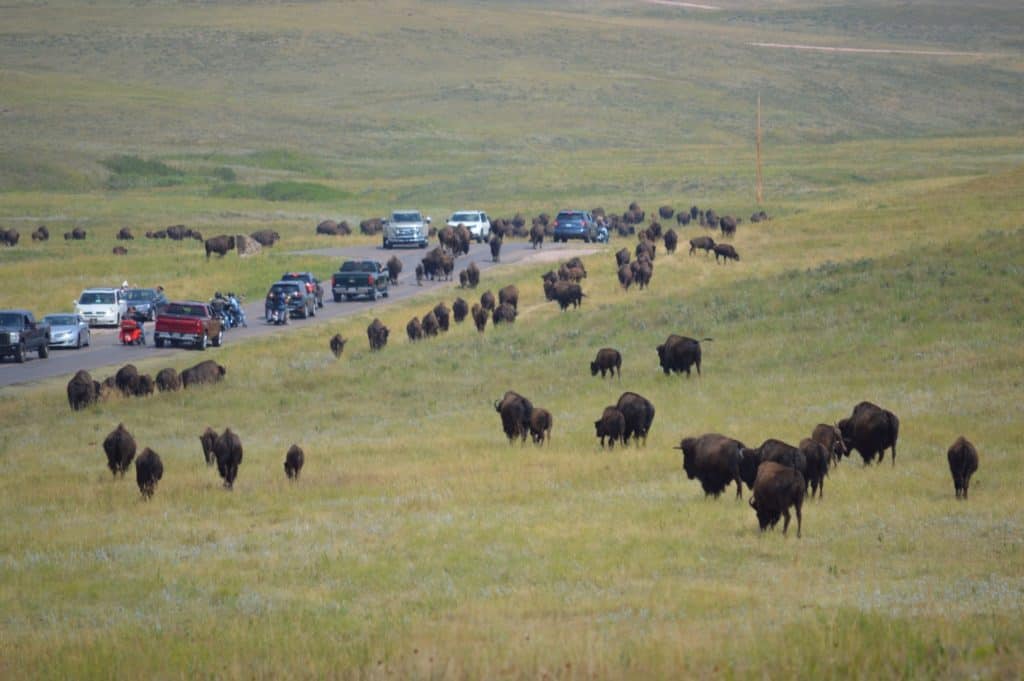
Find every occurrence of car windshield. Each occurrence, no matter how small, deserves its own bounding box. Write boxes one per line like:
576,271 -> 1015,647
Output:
450,212 -> 478,223
79,291 -> 115,304
44,315 -> 79,326
392,212 -> 421,223
125,289 -> 156,301
163,303 -> 206,316
0,313 -> 23,327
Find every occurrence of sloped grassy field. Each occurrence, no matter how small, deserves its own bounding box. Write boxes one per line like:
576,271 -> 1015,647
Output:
1,167 -> 1022,678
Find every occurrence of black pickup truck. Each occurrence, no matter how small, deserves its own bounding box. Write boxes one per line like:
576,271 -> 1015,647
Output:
331,260 -> 390,302
0,310 -> 50,362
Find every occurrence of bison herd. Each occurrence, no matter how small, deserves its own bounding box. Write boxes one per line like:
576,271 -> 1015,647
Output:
66,360 -> 226,410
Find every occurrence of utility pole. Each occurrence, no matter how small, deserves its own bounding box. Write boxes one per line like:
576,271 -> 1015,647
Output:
755,94 -> 764,205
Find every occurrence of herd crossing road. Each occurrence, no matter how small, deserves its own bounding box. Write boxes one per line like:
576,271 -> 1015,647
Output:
0,240 -> 600,388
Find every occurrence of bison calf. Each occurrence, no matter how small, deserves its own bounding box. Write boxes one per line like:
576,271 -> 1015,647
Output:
590,348 -> 622,379
529,408 -> 553,445
329,334 -> 347,358
594,406 -> 626,449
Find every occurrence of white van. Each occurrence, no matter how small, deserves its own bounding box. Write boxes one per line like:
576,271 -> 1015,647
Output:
74,288 -> 127,326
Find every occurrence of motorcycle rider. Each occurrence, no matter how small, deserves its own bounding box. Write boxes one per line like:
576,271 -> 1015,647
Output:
227,292 -> 247,328
126,305 -> 148,344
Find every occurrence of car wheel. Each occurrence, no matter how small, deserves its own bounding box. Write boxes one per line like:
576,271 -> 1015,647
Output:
155,337 -> 164,348
213,329 -> 223,346
383,289 -> 389,298
370,287 -> 378,302
310,303 -> 316,317
198,333 -> 208,351
38,343 -> 48,359
14,342 -> 25,363
76,334 -> 82,349
383,238 -> 391,249
333,293 -> 342,303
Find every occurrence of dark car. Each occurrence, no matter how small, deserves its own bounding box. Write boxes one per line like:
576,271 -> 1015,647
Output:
331,260 -> 390,302
122,288 -> 168,321
553,210 -> 599,243
265,281 -> 316,320
281,272 -> 325,308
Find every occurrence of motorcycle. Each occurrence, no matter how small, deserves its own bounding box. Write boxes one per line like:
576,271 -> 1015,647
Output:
267,294 -> 289,325
227,293 -> 247,328
119,318 -> 145,345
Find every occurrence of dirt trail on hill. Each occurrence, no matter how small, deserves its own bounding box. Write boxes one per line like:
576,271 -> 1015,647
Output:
748,42 -> 996,58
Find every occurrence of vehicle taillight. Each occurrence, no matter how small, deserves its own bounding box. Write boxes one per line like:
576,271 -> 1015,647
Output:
368,275 -> 375,285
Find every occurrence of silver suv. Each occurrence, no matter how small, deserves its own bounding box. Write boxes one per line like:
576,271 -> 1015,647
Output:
383,210 -> 430,249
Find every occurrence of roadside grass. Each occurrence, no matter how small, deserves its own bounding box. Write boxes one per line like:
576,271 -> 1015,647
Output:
0,168 -> 1021,677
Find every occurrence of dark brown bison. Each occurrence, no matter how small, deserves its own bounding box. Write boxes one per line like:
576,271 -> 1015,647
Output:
72,227 -> 87,240
466,262 -> 480,288
811,423 -> 848,465
284,444 -> 305,480
617,263 -> 634,291
657,335 -> 708,377
199,427 -> 217,465
415,263 -> 424,286
675,433 -> 746,498
103,423 -> 136,477
591,348 -> 622,379
165,225 -> 192,240
676,212 -> 691,226
367,318 -> 389,351
631,259 -> 652,289
658,205 -> 674,220
452,297 -> 469,323
67,369 -> 100,410
111,246 -> 128,256
204,234 -> 235,258
495,391 -> 533,444
250,229 -> 280,246
595,406 -> 626,449
498,285 -> 519,311
615,248 -> 631,267
492,302 -> 516,325
316,220 -> 341,235
406,316 -> 424,341
713,243 -> 739,263
529,408 -> 553,445
133,374 -> 155,397
719,216 -> 737,237
635,240 -> 655,262
421,310 -> 440,337
799,438 -> 830,499
616,392 -> 655,446
359,218 -> 384,235
750,210 -> 769,223
471,303 -> 487,333
663,229 -> 678,254
548,281 -> 584,310
115,364 -> 140,396
329,334 -> 347,358
529,223 -> 545,249
947,436 -> 978,499
749,462 -> 805,537
31,225 -> 49,241
386,256 -> 402,285
116,227 -> 134,240
433,302 -> 451,332
838,401 -> 900,466
180,360 -> 226,388
135,448 -> 163,499
689,236 -> 715,255
489,234 -> 502,262
480,290 -> 496,312
214,428 -> 243,490
739,439 -> 807,491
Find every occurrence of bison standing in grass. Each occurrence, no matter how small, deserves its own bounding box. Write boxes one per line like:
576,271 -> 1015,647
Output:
657,335 -> 707,378
471,303 -> 488,333
492,302 -> 516,325
329,334 -> 347,359
749,462 -> 805,537
799,438 -> 831,499
676,433 -> 746,498
811,423 -> 848,465
594,406 -> 626,449
663,229 -> 678,254
590,348 -> 622,379
155,368 -> 181,392
713,243 -> 740,263
204,234 -> 235,258
367,318 -> 389,351
67,369 -> 100,410
838,401 -> 900,466
433,302 -> 451,332
180,360 -> 226,388
284,444 -> 305,480
947,436 -> 979,499
740,439 -> 807,492
406,317 -> 424,342
616,392 -> 655,446
214,428 -> 243,490
452,298 -> 469,324
689,236 -> 715,256
498,285 -> 519,312
103,423 -> 137,477
199,427 -> 218,466
529,408 -> 553,445
495,391 -> 533,444
135,448 -> 164,500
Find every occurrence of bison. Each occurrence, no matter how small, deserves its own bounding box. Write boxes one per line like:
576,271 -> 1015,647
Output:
112,246 -> 128,256
135,448 -> 164,499
495,391 -> 533,444
489,234 -> 502,262
492,302 -> 516,325
811,423 -> 848,465
798,438 -> 830,499
740,439 -> 807,491
214,428 -> 243,489
657,335 -> 707,377
713,243 -> 740,263
529,408 -> 553,445
719,216 -> 737,237
675,433 -> 746,498
615,248 -> 631,267
31,225 -> 49,241
749,462 -> 805,537
250,229 -> 280,246
529,223 -> 545,249
406,316 -> 424,341
658,205 -> 674,220
284,444 -> 305,480
452,297 -> 469,324
947,436 -> 978,499
617,263 -> 634,291
116,227 -> 134,240
616,392 -> 655,446
594,406 -> 626,449
471,303 -> 488,333
386,256 -> 402,285
115,364 -> 140,396
204,234 -> 235,258
548,281 -> 584,310
180,360 -> 226,388
421,310 -> 440,337
466,262 -> 480,288
433,302 -> 451,332
689,236 -> 715,256
663,229 -> 678,254
480,290 -> 496,312
367,318 -> 389,351
498,285 -> 519,312
590,348 -> 622,379
838,401 -> 900,466
67,369 -> 100,410
133,374 -> 155,397
199,427 -> 218,466
103,423 -> 137,477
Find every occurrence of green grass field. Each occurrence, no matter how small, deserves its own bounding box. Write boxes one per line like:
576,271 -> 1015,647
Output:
1,1 -> 1023,678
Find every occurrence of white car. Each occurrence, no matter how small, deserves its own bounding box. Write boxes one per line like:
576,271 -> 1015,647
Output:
446,210 -> 491,243
74,287 -> 127,327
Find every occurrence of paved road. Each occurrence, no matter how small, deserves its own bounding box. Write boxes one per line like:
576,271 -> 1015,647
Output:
0,240 -> 599,387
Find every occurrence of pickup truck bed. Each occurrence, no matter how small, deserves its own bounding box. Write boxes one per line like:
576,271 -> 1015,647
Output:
153,302 -> 224,350
332,261 -> 390,302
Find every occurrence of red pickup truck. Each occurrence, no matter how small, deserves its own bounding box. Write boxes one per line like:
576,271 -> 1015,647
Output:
153,301 -> 224,350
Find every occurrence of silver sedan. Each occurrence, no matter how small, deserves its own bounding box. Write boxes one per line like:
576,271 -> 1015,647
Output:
42,313 -> 91,349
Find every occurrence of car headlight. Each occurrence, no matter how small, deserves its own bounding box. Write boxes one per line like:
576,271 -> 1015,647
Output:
9,332 -> 19,342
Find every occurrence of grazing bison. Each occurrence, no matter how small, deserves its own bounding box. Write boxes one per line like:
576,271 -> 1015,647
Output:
250,229 -> 280,246
739,439 -> 807,491
421,310 -> 440,337
103,423 -> 137,477
452,297 -> 469,323
433,302 -> 451,332
947,436 -> 979,499
326,333 -> 347,358
199,427 -> 218,465
591,348 -> 622,379
406,316 -> 424,341
719,216 -> 737,237
658,205 -> 674,220
838,401 -> 900,466
316,220 -> 341,236
133,374 -> 155,397
204,234 -> 235,258
529,408 -> 553,445
471,303 -> 488,333
616,392 -> 655,446
31,225 -> 49,241
657,335 -> 707,377
617,263 -> 634,291
489,234 -> 502,262
799,438 -> 830,499
498,285 -> 519,311
111,246 -> 128,256
386,256 -> 402,285
115,364 -> 140,396
180,360 -> 226,388
284,444 -> 305,480
663,229 -> 678,254
675,433 -> 746,498
495,391 -> 533,444
749,462 -> 805,537
689,236 -> 715,256
72,227 -> 87,240
676,212 -> 691,226
548,281 -> 584,310
367,318 -> 389,351
480,290 -> 496,311
811,423 -> 848,465
67,369 -> 100,410
214,428 -> 244,490
135,448 -> 164,499
359,218 -> 384,235
713,243 -> 740,263
594,406 -> 626,449
116,227 -> 134,240
492,302 -> 516,325
165,225 -> 192,240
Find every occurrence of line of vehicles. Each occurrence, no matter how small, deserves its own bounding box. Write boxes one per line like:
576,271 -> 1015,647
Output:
379,208 -> 609,248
